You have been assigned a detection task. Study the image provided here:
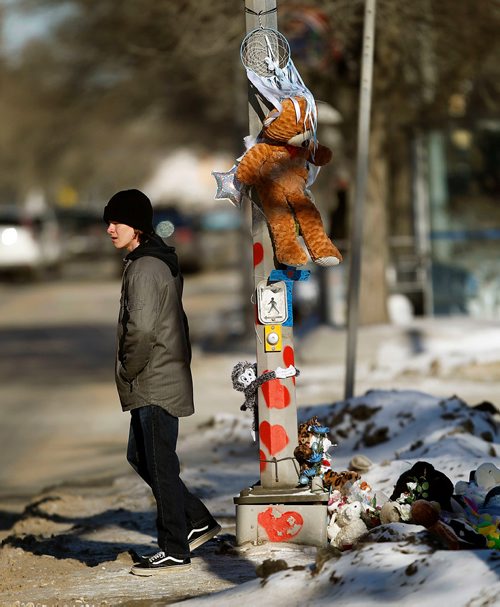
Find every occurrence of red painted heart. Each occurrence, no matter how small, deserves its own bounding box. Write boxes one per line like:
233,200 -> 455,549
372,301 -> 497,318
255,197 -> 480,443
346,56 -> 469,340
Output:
258,507 -> 304,542
283,345 -> 295,367
261,374 -> 290,409
283,346 -> 297,385
259,449 -> 266,472
253,242 -> 264,267
259,421 -> 289,455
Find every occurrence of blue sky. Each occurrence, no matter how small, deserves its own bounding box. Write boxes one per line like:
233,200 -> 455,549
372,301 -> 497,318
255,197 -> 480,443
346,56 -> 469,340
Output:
1,0 -> 67,53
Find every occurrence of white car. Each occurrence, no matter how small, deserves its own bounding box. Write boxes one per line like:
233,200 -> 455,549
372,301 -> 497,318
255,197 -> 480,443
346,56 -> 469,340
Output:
0,206 -> 63,278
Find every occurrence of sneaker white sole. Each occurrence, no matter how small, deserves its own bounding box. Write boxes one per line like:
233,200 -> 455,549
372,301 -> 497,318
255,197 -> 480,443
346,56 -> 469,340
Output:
189,524 -> 222,551
130,563 -> 192,576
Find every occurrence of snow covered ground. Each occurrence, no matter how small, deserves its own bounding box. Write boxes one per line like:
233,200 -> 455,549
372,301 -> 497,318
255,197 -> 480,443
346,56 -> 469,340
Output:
176,388 -> 499,607
1,315 -> 499,606
176,316 -> 500,606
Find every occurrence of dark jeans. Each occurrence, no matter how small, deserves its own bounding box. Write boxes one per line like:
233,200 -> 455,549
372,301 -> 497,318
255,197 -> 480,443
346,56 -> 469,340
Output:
127,405 -> 216,558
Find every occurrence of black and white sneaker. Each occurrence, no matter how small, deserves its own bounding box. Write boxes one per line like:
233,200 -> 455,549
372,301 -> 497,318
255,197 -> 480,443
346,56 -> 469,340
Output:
188,522 -> 222,551
129,522 -> 222,567
130,551 -> 191,576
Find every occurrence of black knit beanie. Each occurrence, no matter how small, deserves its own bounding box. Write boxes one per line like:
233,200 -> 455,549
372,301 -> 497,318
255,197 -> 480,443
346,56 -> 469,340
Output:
103,189 -> 154,233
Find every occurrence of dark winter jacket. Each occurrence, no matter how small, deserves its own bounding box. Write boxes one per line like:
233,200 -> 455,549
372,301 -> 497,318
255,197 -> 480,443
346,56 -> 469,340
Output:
115,233 -> 194,417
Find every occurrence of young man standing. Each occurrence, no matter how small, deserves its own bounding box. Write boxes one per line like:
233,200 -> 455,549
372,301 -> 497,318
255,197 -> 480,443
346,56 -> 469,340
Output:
103,189 -> 220,576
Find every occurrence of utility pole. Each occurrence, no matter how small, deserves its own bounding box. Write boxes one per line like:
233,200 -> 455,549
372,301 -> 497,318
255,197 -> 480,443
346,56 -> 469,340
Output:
344,0 -> 377,399
234,0 -> 329,548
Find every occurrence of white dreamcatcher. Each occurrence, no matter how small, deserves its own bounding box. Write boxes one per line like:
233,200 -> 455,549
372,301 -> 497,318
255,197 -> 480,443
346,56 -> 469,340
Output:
212,21 -> 320,206
240,26 -> 317,137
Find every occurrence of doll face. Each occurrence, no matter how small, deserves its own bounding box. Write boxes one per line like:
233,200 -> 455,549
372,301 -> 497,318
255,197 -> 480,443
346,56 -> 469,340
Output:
238,366 -> 256,388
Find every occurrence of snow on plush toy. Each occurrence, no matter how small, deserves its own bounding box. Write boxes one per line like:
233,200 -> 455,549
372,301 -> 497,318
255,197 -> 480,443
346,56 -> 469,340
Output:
236,96 -> 343,268
329,501 -> 369,550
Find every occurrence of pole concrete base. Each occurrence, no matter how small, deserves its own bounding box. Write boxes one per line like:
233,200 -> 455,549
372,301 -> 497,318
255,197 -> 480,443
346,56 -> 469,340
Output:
234,486 -> 329,547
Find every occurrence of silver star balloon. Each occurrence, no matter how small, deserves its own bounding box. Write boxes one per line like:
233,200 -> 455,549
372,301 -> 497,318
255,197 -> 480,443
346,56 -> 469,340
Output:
211,165 -> 243,208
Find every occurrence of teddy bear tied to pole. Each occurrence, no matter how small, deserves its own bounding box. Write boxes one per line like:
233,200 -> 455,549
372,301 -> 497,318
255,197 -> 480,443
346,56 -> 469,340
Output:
236,96 -> 343,268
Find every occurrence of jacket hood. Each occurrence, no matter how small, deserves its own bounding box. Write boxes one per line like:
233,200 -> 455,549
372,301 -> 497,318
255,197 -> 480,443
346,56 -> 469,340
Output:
125,233 -> 180,277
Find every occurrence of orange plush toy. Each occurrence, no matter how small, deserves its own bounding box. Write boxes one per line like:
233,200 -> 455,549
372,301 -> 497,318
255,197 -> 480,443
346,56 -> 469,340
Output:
236,96 -> 342,267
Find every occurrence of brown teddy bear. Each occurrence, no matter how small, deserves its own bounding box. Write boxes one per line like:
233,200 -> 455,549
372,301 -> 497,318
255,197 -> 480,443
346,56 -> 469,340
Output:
236,96 -> 343,268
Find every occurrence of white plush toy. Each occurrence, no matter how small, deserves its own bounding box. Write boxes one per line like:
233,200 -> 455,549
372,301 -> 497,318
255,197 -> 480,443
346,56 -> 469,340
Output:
455,462 -> 500,507
474,462 -> 500,491
329,501 -> 368,550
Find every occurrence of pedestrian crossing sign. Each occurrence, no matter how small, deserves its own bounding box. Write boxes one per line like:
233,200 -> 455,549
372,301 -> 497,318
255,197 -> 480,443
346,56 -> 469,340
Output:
256,280 -> 288,324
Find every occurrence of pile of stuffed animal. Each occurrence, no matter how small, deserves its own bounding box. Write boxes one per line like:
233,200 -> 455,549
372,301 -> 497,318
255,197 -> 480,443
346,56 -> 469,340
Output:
230,374 -> 499,551
293,416 -> 374,550
292,418 -> 500,551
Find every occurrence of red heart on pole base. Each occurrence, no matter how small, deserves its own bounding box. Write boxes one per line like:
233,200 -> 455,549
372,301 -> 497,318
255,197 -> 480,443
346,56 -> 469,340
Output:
259,421 -> 289,455
258,507 -> 304,542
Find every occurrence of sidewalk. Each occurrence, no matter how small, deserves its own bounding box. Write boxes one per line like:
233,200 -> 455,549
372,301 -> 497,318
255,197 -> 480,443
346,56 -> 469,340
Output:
0,428 -> 315,606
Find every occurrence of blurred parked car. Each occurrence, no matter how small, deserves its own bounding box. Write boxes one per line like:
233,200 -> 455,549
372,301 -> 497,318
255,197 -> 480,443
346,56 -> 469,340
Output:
196,208 -> 242,271
55,208 -> 110,260
153,205 -> 201,273
0,206 -> 63,279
